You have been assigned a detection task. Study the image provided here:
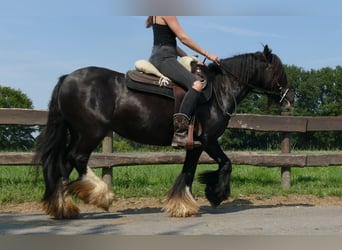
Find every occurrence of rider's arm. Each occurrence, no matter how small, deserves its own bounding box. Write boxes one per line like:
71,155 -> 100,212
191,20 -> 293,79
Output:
162,16 -> 220,64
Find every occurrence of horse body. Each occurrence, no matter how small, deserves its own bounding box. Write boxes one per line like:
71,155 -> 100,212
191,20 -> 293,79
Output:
35,46 -> 294,218
60,67 -> 175,145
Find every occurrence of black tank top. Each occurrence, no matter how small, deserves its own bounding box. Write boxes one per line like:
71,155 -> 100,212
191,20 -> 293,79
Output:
152,23 -> 177,47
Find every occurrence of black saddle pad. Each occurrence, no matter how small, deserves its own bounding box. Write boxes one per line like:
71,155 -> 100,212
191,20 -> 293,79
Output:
125,70 -> 212,103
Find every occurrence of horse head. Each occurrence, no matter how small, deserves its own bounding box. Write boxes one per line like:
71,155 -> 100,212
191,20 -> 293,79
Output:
205,45 -> 295,111
259,45 -> 295,108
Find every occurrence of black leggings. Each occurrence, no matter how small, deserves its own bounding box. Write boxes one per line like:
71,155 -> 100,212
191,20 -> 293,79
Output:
149,45 -> 200,118
149,45 -> 196,90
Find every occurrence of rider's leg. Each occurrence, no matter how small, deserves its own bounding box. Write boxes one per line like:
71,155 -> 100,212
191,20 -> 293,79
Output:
172,80 -> 203,149
150,48 -> 203,149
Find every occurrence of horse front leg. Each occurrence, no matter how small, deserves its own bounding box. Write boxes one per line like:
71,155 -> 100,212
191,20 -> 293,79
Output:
198,141 -> 232,207
164,148 -> 203,217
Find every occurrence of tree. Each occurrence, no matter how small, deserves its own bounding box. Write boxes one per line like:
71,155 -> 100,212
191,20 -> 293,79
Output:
0,86 -> 37,151
281,65 -> 342,150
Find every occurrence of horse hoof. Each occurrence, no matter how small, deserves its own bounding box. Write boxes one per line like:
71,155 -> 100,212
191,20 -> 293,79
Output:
163,201 -> 199,217
42,195 -> 80,219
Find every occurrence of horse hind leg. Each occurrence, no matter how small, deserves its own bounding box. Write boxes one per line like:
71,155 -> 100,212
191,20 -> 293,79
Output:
42,176 -> 80,219
66,134 -> 114,211
42,150 -> 80,219
68,167 -> 114,211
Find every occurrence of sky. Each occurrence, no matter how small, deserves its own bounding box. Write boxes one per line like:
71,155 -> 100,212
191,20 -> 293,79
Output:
0,0 -> 342,110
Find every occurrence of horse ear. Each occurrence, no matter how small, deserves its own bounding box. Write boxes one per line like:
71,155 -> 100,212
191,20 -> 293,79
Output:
263,44 -> 273,63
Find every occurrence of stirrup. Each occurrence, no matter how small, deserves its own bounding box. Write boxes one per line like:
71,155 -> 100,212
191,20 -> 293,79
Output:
185,122 -> 201,150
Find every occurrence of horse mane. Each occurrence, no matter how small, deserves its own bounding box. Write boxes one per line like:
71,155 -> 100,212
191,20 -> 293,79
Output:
207,48 -> 285,92
205,52 -> 266,92
204,53 -> 263,115
204,49 -> 281,115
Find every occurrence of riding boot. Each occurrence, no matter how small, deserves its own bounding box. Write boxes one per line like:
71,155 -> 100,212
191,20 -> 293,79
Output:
171,88 -> 202,149
171,113 -> 202,149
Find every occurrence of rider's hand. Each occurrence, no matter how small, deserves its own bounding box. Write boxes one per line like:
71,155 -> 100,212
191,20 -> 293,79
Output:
206,52 -> 220,65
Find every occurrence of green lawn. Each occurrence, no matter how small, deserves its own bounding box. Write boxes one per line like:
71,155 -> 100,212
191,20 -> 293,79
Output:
1,164 -> 342,204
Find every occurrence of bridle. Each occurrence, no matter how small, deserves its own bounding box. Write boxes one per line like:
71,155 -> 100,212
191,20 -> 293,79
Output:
218,55 -> 291,105
244,79 -> 290,105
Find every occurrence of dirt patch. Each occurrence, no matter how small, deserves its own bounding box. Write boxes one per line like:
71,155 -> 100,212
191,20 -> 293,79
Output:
1,195 -> 342,214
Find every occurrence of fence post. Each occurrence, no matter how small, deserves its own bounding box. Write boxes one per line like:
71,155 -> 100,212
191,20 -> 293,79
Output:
102,132 -> 113,189
281,111 -> 291,189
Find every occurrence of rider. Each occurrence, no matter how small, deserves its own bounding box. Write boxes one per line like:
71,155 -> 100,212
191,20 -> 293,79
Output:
146,16 -> 220,149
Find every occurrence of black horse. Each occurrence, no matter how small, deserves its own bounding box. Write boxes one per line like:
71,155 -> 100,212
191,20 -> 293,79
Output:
34,45 -> 294,218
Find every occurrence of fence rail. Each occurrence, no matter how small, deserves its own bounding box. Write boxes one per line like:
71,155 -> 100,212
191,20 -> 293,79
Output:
1,108 -> 342,131
1,151 -> 342,168
1,108 -> 342,188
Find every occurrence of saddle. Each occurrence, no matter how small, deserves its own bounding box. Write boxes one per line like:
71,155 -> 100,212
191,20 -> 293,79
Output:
125,57 -> 212,107
126,68 -> 174,99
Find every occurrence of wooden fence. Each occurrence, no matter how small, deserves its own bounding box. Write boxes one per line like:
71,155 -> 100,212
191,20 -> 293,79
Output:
1,108 -> 342,188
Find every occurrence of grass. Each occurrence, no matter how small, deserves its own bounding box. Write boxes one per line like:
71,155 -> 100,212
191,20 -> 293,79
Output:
1,164 -> 342,204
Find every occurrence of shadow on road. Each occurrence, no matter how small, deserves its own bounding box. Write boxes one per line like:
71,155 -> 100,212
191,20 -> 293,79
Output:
200,198 -> 315,215
115,207 -> 163,215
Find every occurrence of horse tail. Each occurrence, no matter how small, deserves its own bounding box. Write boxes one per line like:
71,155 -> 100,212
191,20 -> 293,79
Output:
34,75 -> 69,202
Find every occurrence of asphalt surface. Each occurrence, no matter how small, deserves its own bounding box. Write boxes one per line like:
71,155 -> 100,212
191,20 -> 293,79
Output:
1,204 -> 342,235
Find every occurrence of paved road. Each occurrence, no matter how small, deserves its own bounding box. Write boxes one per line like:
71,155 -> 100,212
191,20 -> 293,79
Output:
1,204 -> 342,235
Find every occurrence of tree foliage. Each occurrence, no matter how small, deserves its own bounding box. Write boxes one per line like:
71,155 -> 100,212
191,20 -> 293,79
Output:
288,66 -> 342,150
0,86 -> 37,151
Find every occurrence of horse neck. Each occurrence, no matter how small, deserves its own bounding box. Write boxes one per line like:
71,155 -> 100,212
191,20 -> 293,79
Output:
224,53 -> 262,85
211,54 -> 260,115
